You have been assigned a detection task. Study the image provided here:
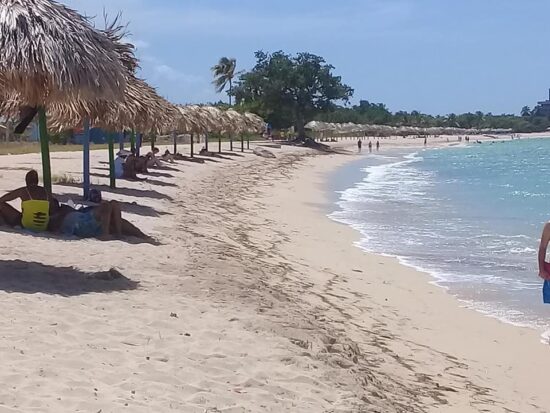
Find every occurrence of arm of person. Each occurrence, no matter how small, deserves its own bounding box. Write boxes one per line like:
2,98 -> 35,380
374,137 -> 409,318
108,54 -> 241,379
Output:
0,187 -> 25,204
538,222 -> 550,279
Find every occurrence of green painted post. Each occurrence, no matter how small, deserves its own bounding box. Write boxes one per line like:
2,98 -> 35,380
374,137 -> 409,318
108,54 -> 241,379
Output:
38,108 -> 52,193
130,129 -> 136,153
108,133 -> 116,188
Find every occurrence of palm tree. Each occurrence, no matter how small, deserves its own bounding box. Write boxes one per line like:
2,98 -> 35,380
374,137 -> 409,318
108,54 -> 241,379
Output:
521,106 -> 532,117
211,57 -> 238,105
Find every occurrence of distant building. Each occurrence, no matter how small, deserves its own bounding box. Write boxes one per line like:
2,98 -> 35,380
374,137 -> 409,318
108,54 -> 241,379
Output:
534,89 -> 550,117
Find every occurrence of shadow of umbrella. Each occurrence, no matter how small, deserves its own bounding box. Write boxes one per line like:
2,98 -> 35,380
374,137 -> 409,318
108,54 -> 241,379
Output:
0,260 -> 139,297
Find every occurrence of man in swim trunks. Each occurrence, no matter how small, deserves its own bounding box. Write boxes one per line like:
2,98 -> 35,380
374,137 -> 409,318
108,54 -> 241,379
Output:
538,222 -> 550,280
0,170 -> 53,231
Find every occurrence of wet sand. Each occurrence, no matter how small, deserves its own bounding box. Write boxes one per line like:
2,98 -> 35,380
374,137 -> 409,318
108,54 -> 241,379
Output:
0,138 -> 548,411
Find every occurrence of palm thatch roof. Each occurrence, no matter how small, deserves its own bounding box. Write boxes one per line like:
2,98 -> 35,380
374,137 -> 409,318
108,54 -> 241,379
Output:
7,18 -> 177,135
242,112 -> 265,133
223,109 -> 247,134
305,121 -> 513,137
174,105 -> 204,134
0,0 -> 128,106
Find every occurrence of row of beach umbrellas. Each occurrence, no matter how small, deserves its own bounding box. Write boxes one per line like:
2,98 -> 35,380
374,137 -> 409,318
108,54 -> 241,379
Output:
0,0 -> 265,196
305,121 -> 513,137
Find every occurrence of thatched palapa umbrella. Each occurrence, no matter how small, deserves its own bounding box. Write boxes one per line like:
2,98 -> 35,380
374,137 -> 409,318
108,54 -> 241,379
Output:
0,0 -> 128,191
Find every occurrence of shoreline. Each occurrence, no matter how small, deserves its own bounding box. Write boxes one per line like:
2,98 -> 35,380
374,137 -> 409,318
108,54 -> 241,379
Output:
327,138 -> 550,336
0,141 -> 549,410
260,147 -> 550,411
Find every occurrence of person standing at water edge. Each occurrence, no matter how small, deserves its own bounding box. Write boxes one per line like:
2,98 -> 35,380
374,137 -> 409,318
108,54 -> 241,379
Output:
376,140 -> 380,151
538,223 -> 550,280
368,141 -> 373,153
357,139 -> 362,152
538,223 -> 550,302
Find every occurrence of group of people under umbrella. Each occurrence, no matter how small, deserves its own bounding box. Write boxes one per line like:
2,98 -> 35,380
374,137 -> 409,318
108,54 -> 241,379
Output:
0,0 -> 265,240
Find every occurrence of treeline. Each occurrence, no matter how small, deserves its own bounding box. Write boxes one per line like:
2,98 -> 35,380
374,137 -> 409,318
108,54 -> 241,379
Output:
315,101 -> 550,133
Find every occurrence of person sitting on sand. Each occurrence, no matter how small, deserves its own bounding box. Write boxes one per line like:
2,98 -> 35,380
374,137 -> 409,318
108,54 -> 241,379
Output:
0,170 -> 53,231
146,147 -> 163,168
49,198 -> 150,240
122,153 -> 148,181
161,150 -> 175,163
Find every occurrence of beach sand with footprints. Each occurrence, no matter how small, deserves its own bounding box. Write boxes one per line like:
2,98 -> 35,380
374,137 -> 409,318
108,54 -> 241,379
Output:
0,139 -> 550,411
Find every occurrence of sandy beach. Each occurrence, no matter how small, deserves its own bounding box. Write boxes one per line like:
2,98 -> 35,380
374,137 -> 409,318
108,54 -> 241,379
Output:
0,137 -> 549,412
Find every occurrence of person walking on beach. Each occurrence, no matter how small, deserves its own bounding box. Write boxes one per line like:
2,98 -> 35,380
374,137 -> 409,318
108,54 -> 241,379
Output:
368,141 -> 373,153
424,136 -> 427,146
357,139 -> 362,153
376,140 -> 380,151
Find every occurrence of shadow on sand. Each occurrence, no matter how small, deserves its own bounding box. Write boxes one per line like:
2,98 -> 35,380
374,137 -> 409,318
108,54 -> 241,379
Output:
0,260 -> 139,296
89,173 -> 178,188
94,167 -> 176,179
55,182 -> 173,201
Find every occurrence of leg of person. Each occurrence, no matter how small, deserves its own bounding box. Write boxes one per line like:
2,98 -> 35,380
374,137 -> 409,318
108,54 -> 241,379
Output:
93,203 -> 113,236
108,201 -> 123,237
0,202 -> 22,227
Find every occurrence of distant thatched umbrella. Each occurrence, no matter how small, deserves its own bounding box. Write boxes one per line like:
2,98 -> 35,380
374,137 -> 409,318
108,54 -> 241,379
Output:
243,112 -> 265,134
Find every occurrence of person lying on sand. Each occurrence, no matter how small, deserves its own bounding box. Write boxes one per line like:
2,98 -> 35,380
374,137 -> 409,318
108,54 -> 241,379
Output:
49,199 -> 150,240
161,150 -> 175,163
0,170 -> 54,232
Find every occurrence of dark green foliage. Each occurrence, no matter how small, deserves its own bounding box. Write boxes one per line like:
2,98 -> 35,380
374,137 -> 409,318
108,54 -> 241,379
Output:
232,51 -> 353,136
316,102 -> 550,133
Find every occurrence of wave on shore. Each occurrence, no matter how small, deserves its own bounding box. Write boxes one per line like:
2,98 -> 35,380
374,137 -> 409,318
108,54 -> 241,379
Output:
329,140 -> 550,337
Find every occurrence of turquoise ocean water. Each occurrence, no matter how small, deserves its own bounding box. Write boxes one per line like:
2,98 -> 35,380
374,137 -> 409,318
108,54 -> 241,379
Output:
329,138 -> 550,338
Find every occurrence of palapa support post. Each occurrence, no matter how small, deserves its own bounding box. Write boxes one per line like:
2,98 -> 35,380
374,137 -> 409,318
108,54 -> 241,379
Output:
205,132 -> 209,152
172,131 -> 177,155
108,133 -> 116,189
241,134 -> 244,152
230,135 -> 233,151
136,133 -> 142,157
218,136 -> 222,153
130,129 -> 136,153
190,133 -> 194,158
82,118 -> 90,199
247,136 -> 250,150
151,134 -> 156,151
119,131 -> 125,152
38,107 -> 52,194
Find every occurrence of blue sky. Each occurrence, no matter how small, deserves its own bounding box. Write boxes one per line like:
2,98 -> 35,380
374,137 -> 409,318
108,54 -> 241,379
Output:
65,0 -> 550,116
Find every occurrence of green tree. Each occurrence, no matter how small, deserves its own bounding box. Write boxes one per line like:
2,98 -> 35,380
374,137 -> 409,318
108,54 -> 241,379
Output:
233,51 -> 353,136
211,57 -> 238,105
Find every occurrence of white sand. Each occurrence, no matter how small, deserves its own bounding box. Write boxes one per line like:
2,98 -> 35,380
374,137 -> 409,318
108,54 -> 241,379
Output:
0,137 -> 548,411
